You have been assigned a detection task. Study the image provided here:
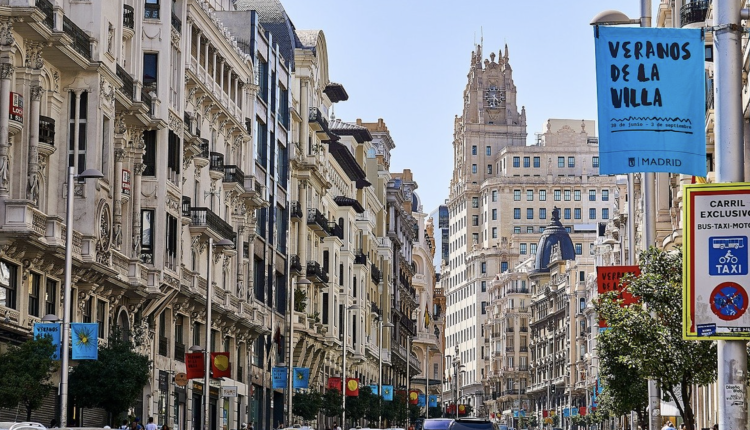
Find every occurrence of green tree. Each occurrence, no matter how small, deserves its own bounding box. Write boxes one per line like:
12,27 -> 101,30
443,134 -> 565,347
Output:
427,406 -> 442,418
292,391 -> 322,421
595,336 -> 648,426
320,389 -> 343,419
68,326 -> 150,423
0,336 -> 58,420
345,386 -> 373,424
595,247 -> 717,430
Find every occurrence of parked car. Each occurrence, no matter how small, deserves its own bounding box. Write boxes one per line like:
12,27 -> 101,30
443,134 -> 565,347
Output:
423,419 -> 454,430
448,418 -> 498,430
0,423 -> 47,430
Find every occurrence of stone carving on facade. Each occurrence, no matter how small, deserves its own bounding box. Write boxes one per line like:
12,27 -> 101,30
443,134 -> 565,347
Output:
115,114 -> 128,135
107,22 -> 114,54
0,63 -> 14,80
52,70 -> 59,92
27,171 -> 39,204
166,194 -> 180,214
210,110 -> 221,124
203,102 -> 215,117
25,41 -> 44,69
164,274 -> 179,289
186,87 -> 198,107
0,18 -> 14,46
218,119 -> 230,134
183,152 -> 195,171
194,94 -> 206,109
100,77 -> 116,107
168,112 -> 183,134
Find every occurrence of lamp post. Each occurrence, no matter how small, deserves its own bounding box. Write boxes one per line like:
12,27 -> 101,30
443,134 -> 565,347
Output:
60,166 -> 103,427
203,237 -> 234,430
342,304 -> 357,429
287,277 -> 311,427
424,346 -> 433,420
378,318 -> 393,428
406,335 -> 412,430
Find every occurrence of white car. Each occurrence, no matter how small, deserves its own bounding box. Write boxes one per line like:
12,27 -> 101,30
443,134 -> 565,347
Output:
0,423 -> 47,430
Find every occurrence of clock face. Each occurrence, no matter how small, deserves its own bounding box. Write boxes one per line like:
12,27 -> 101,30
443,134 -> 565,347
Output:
484,85 -> 505,108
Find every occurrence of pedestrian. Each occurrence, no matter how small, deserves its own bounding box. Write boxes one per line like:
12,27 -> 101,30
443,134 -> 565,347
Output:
162,425 -> 170,430
713,425 -> 718,430
120,420 -> 130,430
49,419 -> 58,428
249,422 -> 255,430
334,423 -> 341,430
240,423 -> 247,430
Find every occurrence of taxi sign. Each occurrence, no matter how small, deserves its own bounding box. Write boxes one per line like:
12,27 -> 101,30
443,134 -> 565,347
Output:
684,182 -> 750,339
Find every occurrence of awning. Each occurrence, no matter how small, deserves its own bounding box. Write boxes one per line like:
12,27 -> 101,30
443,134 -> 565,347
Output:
329,140 -> 367,183
646,401 -> 681,417
333,196 -> 365,213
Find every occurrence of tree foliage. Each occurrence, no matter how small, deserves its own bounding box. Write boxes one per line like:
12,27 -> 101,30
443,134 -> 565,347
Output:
0,336 -> 58,420
595,247 -> 716,430
292,391 -> 322,421
68,326 -> 150,423
320,389 -> 343,418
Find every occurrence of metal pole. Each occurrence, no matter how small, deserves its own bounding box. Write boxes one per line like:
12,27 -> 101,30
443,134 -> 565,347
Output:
715,2 -> 748,430
60,166 -> 75,427
205,237 -> 214,430
287,278 -> 295,427
342,310 -> 347,429
378,319 -> 383,428
406,336 -> 411,430
454,361 -> 458,420
425,347 -> 429,420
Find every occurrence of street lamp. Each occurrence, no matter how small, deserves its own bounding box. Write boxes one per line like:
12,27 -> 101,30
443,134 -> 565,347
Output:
287,277 -> 311,426
204,237 -> 234,430
424,346 -> 434,420
378,319 -> 393,429
406,335 -> 412,430
60,166 -> 103,427
342,304 -> 358,428
514,381 -> 521,430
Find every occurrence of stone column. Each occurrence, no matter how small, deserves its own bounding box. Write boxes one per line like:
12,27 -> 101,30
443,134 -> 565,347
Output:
300,79 -> 309,157
204,40 -> 209,73
298,179 -> 308,278
195,31 -> 201,66
113,148 -> 126,250
0,63 -> 13,197
132,162 -> 146,259
219,59 -> 225,92
212,49 -> 217,82
71,90 -> 84,173
27,84 -> 43,204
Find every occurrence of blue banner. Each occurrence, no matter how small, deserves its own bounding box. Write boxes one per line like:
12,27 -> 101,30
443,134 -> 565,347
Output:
594,26 -> 706,176
71,323 -> 98,360
293,367 -> 309,389
418,394 -> 426,407
369,384 -> 379,395
382,385 -> 393,401
428,395 -> 437,407
33,322 -> 61,360
272,367 -> 287,390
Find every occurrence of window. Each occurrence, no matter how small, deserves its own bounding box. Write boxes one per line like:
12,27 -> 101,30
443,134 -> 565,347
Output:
574,208 -> 581,219
520,243 -> 527,255
45,279 -> 57,316
481,262 -> 486,274
514,208 -> 521,219
589,190 -> 596,201
527,190 -> 533,201
486,146 -> 491,156
539,208 -> 547,219
574,190 -> 581,201
602,190 -> 609,201
256,120 -> 267,165
481,281 -> 487,292
141,209 -> 155,264
278,86 -> 290,129
471,145 -> 477,155
514,190 -> 521,201
97,300 -> 106,337
472,197 -> 479,208
472,215 -> 479,226
526,226 -> 534,233
533,156 -> 540,168
554,190 -> 561,201
527,208 -> 533,219
145,0 -> 160,19
514,226 -> 521,234
575,243 -> 583,255
257,59 -> 269,103
166,213 -> 178,271
501,262 -> 508,272
523,157 -> 530,168
530,243 -> 538,254
492,209 -> 497,220
143,130 -> 157,176
472,233 -> 479,244
539,190 -> 547,201
67,91 -> 88,174
603,208 -> 610,219
0,260 -> 17,309
167,130 -> 180,183
492,190 -> 497,202
28,272 -> 41,317
540,227 -> 546,233
564,190 -> 571,201
558,157 -> 565,168
568,156 -> 575,168
143,53 -> 158,88
564,208 -> 571,219
492,227 -> 497,238
481,302 -> 487,314
513,157 -> 520,168
589,208 -> 596,219
592,156 -> 600,168
487,164 -> 492,174
472,164 -> 477,174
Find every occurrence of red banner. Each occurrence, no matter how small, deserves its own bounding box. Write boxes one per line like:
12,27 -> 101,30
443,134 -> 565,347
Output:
458,404 -> 466,415
579,406 -> 587,416
327,377 -> 342,392
210,352 -> 231,379
345,378 -> 359,396
409,390 -> 419,404
542,410 -> 548,418
597,265 -> 641,327
185,352 -> 204,379
446,404 -> 456,414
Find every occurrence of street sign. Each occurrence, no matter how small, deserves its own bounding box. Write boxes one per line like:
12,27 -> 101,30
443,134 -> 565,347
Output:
684,183 -> 750,339
221,386 -> 238,397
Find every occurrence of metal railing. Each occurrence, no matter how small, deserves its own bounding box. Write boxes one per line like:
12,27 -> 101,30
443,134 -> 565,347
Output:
400,317 -> 416,335
328,222 -> 343,240
35,0 -> 54,29
306,208 -> 329,231
116,64 -> 135,101
306,261 -> 329,283
290,255 -> 302,273
145,3 -> 160,19
290,201 -> 303,219
371,302 -> 380,315
371,264 -> 382,284
141,89 -> 153,115
123,5 -> 135,30
171,11 -> 182,32
188,207 -> 235,241
681,0 -> 709,26
39,116 -> 55,145
308,106 -> 328,130
174,342 -> 185,362
63,16 -> 91,60
354,251 -> 367,265
197,139 -> 209,158
223,165 -> 244,183
181,197 -> 191,217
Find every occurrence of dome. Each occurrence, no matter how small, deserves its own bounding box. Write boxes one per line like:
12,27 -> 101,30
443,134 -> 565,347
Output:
533,207 -> 576,273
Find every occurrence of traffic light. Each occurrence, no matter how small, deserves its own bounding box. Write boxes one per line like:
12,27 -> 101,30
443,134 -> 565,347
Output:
551,384 -> 556,394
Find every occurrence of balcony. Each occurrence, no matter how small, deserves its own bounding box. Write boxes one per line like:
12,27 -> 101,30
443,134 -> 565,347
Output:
306,261 -> 329,284
328,222 -> 344,240
62,16 -> 91,60
35,0 -> 54,30
506,327 -> 514,332
174,342 -> 185,362
209,152 -> 224,172
354,250 -> 367,265
520,326 -> 529,332
306,208 -> 330,236
371,302 -> 381,316
141,88 -> 153,115
681,0 -> 709,26
159,336 -> 168,356
171,11 -> 182,33
187,207 -> 235,242
116,64 -> 135,102
520,346 -> 529,352
506,346 -> 515,352
223,165 -> 244,183
400,316 -> 416,336
371,264 -> 382,284
308,107 -> 329,132
290,201 -> 303,219
39,116 -> 55,146
290,255 -> 303,275
181,196 -> 191,217
123,4 -> 135,30
196,139 -> 210,159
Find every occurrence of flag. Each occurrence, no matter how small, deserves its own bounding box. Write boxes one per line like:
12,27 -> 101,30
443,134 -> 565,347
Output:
542,410 -> 548,418
579,407 -> 587,416
211,352 -> 231,378
33,322 -> 61,360
71,323 -> 98,360
424,304 -> 430,327
345,378 -> 359,396
327,377 -> 342,392
293,367 -> 310,389
458,404 -> 466,415
272,367 -> 287,389
185,352 -> 205,379
418,394 -> 426,407
409,390 -> 419,404
428,395 -> 438,407
369,384 -> 379,395
382,385 -> 393,401
446,404 -> 456,415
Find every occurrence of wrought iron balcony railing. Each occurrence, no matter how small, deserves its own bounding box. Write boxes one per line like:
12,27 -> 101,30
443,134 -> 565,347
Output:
223,165 -> 244,183
123,4 -> 135,29
39,116 -> 55,145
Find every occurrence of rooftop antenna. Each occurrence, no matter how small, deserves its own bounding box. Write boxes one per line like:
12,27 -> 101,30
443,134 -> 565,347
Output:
480,26 -> 484,48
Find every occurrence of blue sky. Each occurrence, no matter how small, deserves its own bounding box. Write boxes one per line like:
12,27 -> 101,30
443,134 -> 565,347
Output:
280,1 -> 643,212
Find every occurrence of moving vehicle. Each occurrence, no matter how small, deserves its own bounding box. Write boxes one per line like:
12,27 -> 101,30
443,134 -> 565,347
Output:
423,419 -> 454,430
0,423 -> 47,430
448,418 -> 498,430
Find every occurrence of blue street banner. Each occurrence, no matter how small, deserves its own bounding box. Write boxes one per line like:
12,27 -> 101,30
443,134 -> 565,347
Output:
293,367 -> 310,389
382,385 -> 394,401
70,323 -> 98,360
428,395 -> 438,408
418,394 -> 426,407
594,26 -> 706,176
272,367 -> 287,390
369,384 -> 379,395
33,322 -> 61,360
